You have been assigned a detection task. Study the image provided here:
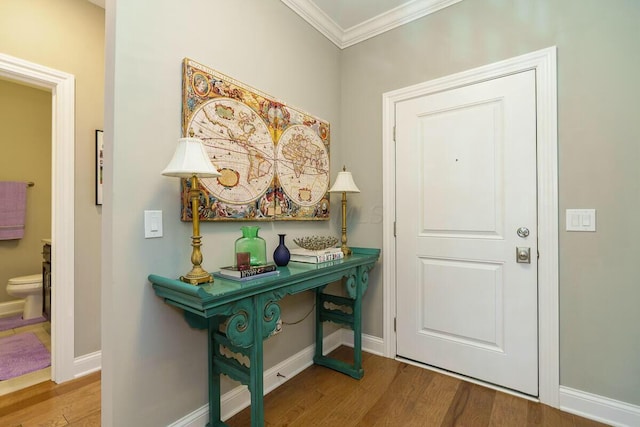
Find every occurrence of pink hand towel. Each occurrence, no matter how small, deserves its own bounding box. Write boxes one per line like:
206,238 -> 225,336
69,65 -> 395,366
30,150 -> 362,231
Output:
0,181 -> 27,240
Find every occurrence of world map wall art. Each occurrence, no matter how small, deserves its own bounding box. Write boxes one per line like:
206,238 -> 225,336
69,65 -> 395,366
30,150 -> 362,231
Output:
180,58 -> 331,222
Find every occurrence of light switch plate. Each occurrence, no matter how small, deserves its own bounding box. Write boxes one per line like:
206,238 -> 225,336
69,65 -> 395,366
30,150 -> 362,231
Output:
144,210 -> 163,238
566,209 -> 596,232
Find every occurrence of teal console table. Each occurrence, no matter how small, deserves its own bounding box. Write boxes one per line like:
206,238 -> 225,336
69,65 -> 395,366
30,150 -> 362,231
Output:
149,247 -> 380,427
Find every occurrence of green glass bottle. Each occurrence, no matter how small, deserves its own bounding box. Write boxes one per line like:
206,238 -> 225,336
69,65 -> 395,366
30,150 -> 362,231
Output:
235,226 -> 267,266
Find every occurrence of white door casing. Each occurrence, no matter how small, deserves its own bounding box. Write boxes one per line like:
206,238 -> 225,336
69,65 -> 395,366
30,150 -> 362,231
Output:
0,53 -> 76,383
395,70 -> 537,395
382,47 -> 559,406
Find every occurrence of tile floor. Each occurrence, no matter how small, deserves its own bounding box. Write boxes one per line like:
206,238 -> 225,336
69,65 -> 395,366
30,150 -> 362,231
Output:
0,318 -> 51,397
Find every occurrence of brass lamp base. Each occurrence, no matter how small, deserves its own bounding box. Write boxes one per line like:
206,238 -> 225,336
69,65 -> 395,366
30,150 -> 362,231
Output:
340,244 -> 352,256
181,176 -> 214,286
180,266 -> 213,285
339,191 -> 352,257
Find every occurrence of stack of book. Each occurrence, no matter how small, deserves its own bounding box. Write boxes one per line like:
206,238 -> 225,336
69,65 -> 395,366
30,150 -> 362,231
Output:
289,247 -> 344,264
214,263 -> 279,281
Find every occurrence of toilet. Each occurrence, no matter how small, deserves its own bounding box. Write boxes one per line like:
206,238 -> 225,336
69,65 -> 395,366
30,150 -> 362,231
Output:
7,274 -> 43,320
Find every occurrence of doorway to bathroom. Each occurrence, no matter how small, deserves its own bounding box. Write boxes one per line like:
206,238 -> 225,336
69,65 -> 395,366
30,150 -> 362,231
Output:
0,78 -> 53,393
0,53 -> 76,391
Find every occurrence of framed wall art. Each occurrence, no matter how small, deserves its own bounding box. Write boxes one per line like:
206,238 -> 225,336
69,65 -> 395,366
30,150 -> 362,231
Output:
179,58 -> 331,222
95,129 -> 104,205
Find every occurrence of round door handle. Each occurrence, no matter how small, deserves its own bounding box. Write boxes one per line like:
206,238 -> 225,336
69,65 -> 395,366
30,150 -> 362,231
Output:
518,250 -> 529,260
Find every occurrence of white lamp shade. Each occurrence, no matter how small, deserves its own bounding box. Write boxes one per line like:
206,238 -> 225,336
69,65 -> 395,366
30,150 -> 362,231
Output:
161,137 -> 221,178
329,170 -> 360,193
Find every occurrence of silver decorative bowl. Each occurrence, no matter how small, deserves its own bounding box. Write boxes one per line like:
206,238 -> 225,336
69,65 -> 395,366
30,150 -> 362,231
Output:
293,236 -> 339,251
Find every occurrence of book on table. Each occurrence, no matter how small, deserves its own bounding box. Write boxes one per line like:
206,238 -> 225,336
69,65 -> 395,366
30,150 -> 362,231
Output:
213,269 -> 280,282
217,263 -> 277,278
289,247 -> 344,264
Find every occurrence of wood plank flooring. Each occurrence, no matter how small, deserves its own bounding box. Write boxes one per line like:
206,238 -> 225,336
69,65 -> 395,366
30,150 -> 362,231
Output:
0,371 -> 100,427
226,347 -> 610,427
0,347 -> 610,426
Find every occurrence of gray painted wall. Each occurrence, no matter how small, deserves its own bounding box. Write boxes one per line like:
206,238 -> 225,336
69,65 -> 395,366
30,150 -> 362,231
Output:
339,0 -> 640,408
103,0 -> 341,425
104,0 -> 640,424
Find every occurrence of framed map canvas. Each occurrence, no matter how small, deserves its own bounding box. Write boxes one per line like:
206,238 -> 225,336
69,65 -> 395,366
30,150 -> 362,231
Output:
180,58 -> 330,221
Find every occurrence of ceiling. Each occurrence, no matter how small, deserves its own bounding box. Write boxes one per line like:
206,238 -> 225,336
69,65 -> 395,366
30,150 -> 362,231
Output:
281,0 -> 462,48
87,0 -> 461,49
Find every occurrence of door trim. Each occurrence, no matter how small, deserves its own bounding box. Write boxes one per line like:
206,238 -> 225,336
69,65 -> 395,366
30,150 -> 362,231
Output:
382,47 -> 559,406
0,53 -> 76,383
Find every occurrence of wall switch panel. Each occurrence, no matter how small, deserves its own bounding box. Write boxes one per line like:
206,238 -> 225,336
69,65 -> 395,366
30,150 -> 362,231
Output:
144,210 -> 163,238
566,209 -> 596,232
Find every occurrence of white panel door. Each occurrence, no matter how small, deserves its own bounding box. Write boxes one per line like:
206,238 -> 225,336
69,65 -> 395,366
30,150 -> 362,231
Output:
395,70 -> 538,395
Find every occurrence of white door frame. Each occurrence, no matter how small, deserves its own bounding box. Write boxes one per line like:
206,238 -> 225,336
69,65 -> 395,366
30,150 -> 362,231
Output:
382,47 -> 559,406
0,53 -> 76,383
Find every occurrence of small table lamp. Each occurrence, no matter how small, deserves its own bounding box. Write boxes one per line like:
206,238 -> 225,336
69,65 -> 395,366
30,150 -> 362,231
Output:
162,137 -> 221,285
329,166 -> 360,256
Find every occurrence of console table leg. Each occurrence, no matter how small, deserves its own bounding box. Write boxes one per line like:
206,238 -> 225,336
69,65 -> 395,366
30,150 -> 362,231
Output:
208,320 -> 224,427
313,282 -> 364,378
315,288 -> 324,360
249,296 -> 265,427
353,275 -> 363,374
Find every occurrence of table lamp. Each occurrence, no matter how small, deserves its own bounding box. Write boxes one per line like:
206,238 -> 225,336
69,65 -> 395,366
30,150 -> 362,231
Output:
329,166 -> 360,256
162,137 -> 221,285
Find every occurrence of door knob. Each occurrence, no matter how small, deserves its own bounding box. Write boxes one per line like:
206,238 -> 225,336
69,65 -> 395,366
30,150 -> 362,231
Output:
517,227 -> 530,238
516,247 -> 531,264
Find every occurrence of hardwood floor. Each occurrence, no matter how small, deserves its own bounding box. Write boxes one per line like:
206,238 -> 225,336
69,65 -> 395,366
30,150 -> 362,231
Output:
226,347 -> 610,427
0,347 -> 610,426
0,371 -> 100,426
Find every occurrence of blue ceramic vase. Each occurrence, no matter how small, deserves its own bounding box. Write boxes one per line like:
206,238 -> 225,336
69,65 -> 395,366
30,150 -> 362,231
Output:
273,234 -> 290,266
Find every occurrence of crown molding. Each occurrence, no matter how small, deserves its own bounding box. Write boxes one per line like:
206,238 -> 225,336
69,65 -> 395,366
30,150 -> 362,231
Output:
343,0 -> 463,48
282,0 -> 463,49
281,0 -> 344,47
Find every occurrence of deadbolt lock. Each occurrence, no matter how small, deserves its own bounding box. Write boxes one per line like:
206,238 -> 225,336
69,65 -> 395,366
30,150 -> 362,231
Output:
516,247 -> 531,264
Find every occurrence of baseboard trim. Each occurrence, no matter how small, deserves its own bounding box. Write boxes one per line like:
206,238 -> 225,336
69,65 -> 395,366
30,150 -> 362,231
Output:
167,405 -> 209,427
341,329 -> 385,356
0,300 -> 24,317
73,350 -> 102,378
560,386 -> 640,427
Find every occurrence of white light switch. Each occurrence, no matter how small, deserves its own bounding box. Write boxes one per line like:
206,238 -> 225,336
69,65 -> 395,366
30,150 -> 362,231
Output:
571,215 -> 580,227
566,209 -> 596,232
144,210 -> 163,238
